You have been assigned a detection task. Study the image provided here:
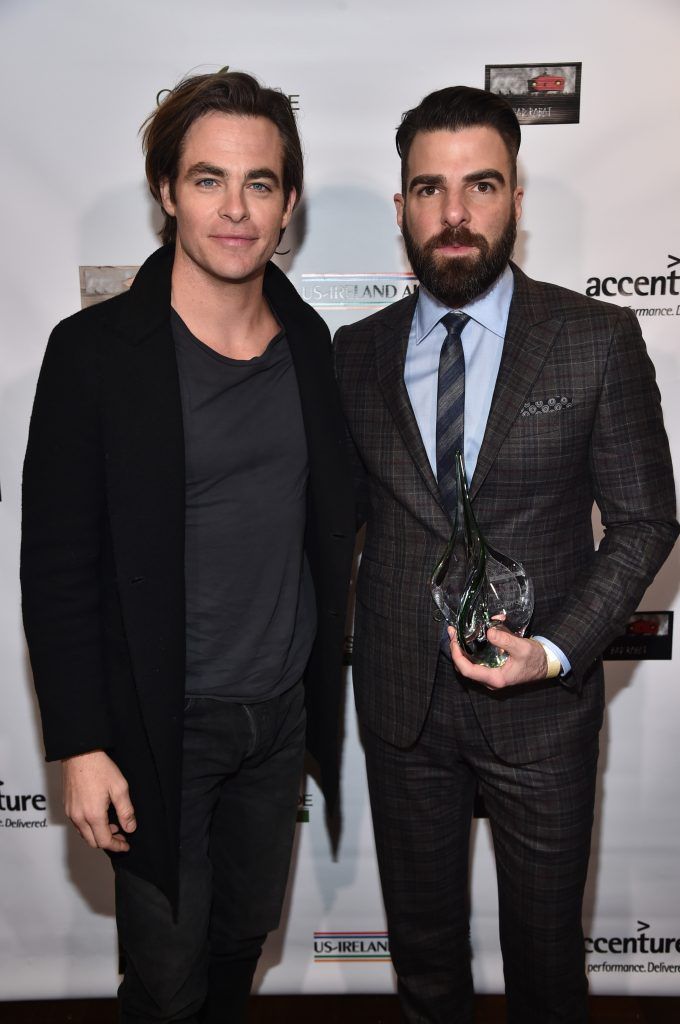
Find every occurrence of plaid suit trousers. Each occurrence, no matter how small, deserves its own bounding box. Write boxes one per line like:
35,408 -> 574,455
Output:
363,655 -> 597,1024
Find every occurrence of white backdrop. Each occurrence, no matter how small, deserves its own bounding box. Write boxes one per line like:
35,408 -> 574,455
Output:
1,0 -> 679,1000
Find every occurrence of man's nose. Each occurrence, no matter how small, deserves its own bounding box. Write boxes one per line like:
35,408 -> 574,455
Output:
219,185 -> 248,221
442,191 -> 470,228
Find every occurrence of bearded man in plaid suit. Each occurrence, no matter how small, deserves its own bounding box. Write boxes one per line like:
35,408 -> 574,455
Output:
334,85 -> 678,1024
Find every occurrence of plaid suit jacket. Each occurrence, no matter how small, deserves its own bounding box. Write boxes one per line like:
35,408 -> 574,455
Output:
335,263 -> 678,764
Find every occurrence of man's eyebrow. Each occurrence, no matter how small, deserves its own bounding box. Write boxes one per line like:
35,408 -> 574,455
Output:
408,174 -> 446,192
245,167 -> 281,186
462,168 -> 506,185
185,162 -> 226,179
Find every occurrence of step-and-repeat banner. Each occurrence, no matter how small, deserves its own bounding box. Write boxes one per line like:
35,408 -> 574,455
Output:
1,0 -> 679,1001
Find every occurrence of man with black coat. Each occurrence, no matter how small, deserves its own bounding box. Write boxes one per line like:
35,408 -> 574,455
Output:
21,70 -> 354,1023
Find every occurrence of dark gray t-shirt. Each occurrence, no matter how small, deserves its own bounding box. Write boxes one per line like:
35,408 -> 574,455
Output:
172,309 -> 316,702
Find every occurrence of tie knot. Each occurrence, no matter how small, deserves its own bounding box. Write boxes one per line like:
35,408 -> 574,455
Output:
442,311 -> 470,338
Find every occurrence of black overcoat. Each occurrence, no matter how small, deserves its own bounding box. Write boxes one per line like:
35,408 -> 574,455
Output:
21,245 -> 355,903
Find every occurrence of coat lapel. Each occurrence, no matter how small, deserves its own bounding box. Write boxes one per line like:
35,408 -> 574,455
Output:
106,248 -> 185,562
105,247 -> 185,565
373,293 -> 447,515
469,264 -> 565,500
263,261 -> 352,516
265,261 -> 331,437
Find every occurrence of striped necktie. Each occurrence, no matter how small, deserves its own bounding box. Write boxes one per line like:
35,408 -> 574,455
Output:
436,311 -> 470,516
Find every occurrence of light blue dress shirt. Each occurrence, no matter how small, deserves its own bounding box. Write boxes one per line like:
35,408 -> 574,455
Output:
404,265 -> 569,674
405,266 -> 511,482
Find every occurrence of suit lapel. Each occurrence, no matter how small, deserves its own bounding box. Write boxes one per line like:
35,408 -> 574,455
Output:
469,265 -> 564,500
374,293 -> 446,514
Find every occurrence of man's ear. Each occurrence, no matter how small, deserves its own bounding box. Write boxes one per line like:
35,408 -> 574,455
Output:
159,178 -> 176,217
513,185 -> 524,224
394,192 -> 405,230
281,187 -> 297,231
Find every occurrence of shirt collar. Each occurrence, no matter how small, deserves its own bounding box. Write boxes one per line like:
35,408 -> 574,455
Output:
413,263 -> 515,345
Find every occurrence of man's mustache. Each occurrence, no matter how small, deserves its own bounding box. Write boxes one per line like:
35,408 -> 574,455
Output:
424,226 -> 489,254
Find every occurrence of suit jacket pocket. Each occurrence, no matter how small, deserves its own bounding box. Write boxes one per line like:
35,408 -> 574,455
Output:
520,395 -> 573,418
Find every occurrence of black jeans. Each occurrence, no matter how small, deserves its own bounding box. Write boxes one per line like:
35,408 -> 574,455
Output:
115,680 -> 305,1023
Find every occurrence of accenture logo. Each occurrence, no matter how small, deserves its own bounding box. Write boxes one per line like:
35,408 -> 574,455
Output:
313,931 -> 390,962
586,920 -> 680,975
586,919 -> 680,955
0,779 -> 47,830
585,255 -> 680,318
300,273 -> 417,311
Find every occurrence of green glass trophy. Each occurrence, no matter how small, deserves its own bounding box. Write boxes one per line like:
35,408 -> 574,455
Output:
430,450 -> 534,668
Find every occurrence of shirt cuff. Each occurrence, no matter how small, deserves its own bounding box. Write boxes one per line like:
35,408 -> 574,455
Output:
533,636 -> 571,676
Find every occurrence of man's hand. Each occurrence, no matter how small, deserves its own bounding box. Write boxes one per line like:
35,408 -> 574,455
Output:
449,626 -> 549,689
62,750 -> 136,852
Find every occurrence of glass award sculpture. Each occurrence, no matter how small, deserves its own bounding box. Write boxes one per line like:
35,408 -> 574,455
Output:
430,450 -> 534,668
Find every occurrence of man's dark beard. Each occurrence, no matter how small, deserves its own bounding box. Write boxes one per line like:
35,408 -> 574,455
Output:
402,213 -> 517,307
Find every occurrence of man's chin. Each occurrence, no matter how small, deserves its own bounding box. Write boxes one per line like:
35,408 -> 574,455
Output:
430,252 -> 482,280
422,261 -> 483,302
